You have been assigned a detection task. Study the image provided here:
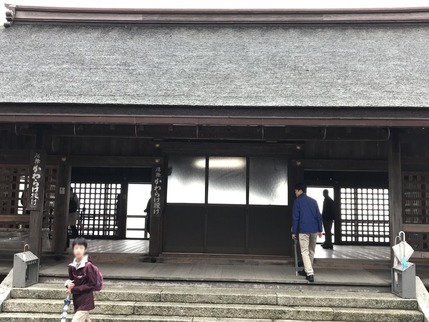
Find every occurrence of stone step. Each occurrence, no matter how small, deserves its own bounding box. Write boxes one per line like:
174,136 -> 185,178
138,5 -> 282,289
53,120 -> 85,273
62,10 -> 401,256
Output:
2,299 -> 135,315
1,299 -> 423,322
0,313 -> 192,322
0,313 -> 316,322
0,312 -> 420,322
133,302 -> 423,321
10,285 -> 418,310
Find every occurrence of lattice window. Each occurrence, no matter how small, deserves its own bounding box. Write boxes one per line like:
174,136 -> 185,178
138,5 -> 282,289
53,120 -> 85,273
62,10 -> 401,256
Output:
0,165 -> 59,234
340,188 -> 390,244
406,232 -> 429,251
403,173 -> 429,225
0,166 -> 29,229
44,166 -> 58,238
71,182 -> 121,238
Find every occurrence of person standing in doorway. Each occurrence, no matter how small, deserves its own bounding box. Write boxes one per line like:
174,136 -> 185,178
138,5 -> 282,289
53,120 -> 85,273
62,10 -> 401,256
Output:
68,188 -> 80,244
292,183 -> 323,283
321,189 -> 335,250
144,198 -> 151,237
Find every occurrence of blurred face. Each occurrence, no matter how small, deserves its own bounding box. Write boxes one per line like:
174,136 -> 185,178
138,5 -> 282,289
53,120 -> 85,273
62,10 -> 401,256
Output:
295,189 -> 303,198
323,190 -> 328,197
73,244 -> 86,261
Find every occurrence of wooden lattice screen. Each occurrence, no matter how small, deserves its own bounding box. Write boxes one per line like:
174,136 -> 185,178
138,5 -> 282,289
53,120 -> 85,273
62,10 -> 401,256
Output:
0,165 -> 58,235
44,166 -> 58,239
403,173 -> 429,251
340,187 -> 390,244
0,166 -> 29,227
71,182 -> 121,238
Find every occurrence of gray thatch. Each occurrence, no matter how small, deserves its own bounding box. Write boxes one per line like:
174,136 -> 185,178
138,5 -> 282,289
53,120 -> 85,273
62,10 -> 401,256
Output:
0,23 -> 429,107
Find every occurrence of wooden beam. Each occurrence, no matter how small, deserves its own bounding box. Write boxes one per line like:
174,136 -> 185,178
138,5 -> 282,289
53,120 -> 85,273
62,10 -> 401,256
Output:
402,224 -> 429,233
7,5 -> 429,25
402,157 -> 429,171
388,130 -> 402,258
2,103 -> 429,127
160,142 -> 302,156
412,251 -> 429,259
0,215 -> 30,223
2,113 -> 429,127
0,149 -> 62,166
300,159 -> 387,171
67,156 -> 159,167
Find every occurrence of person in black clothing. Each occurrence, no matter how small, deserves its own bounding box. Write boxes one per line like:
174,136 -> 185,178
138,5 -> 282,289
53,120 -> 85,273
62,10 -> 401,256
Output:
144,198 -> 151,237
66,188 -> 80,249
321,189 -> 335,250
69,188 -> 80,239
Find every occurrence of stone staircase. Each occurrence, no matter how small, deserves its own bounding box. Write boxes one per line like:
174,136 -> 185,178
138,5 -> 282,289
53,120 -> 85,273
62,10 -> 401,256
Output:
0,282 -> 424,321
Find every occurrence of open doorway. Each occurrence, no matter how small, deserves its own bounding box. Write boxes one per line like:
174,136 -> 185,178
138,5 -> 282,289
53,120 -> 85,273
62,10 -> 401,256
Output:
126,183 -> 152,239
70,167 -> 152,255
304,171 -> 390,264
307,186 -> 335,245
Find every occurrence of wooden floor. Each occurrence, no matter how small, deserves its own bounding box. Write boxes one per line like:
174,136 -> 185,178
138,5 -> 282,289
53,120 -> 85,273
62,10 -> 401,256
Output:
39,242 -> 429,287
84,239 -> 390,262
86,239 -> 149,254
0,233 -> 390,262
40,260 -> 392,287
1,238 -> 427,287
315,245 -> 390,261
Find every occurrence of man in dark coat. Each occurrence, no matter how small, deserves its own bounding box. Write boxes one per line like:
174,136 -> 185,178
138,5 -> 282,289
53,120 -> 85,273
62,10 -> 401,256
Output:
321,189 -> 335,249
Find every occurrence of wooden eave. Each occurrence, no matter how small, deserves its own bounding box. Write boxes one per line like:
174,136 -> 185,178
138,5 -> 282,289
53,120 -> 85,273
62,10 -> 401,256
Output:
4,5 -> 429,26
1,103 -> 429,127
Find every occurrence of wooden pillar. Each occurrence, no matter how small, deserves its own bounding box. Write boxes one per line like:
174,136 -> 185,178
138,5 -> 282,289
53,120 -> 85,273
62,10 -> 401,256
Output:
117,182 -> 128,239
149,157 -> 166,257
53,159 -> 71,254
333,183 -> 341,245
28,209 -> 43,259
27,150 -> 46,259
388,130 -> 403,259
289,157 -> 304,256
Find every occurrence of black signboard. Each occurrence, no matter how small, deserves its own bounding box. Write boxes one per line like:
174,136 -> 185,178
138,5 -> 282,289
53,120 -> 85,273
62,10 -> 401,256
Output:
27,150 -> 46,211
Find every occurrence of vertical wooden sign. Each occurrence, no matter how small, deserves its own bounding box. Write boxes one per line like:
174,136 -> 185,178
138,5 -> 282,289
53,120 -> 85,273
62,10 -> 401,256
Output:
27,151 -> 46,211
152,165 -> 163,217
149,159 -> 166,257
27,150 -> 46,258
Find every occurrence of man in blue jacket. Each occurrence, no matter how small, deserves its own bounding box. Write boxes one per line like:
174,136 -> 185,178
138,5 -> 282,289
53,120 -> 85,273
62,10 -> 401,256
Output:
292,183 -> 323,282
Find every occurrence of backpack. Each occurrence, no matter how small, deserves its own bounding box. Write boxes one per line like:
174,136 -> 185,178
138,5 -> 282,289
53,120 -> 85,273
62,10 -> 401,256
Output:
91,263 -> 103,292
69,195 -> 78,213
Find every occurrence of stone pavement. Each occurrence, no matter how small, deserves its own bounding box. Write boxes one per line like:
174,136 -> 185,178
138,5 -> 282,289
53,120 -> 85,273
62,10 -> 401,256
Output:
40,261 -> 391,287
0,281 -> 424,322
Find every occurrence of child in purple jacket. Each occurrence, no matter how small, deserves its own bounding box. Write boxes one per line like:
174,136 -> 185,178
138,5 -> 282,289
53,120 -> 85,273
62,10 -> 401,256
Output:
65,238 -> 97,322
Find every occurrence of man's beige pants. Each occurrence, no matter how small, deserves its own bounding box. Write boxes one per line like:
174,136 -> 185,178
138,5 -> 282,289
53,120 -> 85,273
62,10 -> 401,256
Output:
72,311 -> 91,322
299,233 -> 318,275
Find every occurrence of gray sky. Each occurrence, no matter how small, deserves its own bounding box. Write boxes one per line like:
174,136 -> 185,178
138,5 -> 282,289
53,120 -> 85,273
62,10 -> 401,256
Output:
2,0 -> 429,23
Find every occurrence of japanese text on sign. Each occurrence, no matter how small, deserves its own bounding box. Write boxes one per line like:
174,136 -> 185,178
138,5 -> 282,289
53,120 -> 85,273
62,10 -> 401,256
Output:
153,166 -> 162,216
30,153 -> 42,207
27,151 -> 45,210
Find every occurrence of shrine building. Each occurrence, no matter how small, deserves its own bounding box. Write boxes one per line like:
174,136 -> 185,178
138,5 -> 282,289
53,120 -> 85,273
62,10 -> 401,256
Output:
0,5 -> 428,264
